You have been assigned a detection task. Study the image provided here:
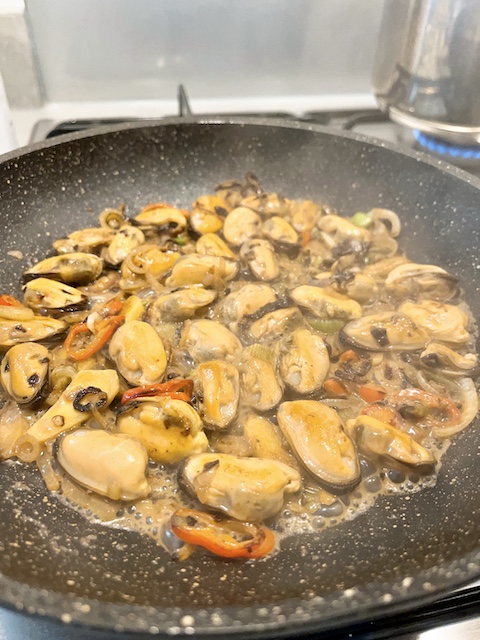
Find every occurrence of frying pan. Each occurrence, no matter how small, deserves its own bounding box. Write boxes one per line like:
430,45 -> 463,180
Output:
0,118 -> 479,639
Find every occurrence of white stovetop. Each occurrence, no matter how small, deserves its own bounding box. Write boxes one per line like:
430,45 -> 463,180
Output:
8,93 -> 377,149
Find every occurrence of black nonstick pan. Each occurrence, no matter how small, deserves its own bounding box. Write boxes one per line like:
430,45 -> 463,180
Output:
0,118 -> 479,639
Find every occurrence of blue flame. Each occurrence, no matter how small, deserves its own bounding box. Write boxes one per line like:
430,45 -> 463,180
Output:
413,130 -> 480,159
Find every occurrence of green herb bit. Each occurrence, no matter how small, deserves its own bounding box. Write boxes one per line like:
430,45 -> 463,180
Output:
173,234 -> 188,245
308,318 -> 345,333
350,212 -> 373,228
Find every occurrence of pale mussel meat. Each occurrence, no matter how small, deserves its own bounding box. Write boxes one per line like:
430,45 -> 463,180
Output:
0,316 -> 67,348
24,253 -> 103,286
118,397 -> 208,464
277,329 -> 329,395
290,285 -> 362,321
346,415 -> 435,475
277,400 -> 360,494
109,320 -> 167,386
240,238 -> 280,282
193,360 -> 239,429
23,278 -> 87,314
385,263 -> 459,300
57,429 -> 151,501
180,319 -> 242,363
149,287 -> 217,323
341,312 -> 429,351
419,343 -> 478,377
179,452 -> 301,521
237,344 -> 283,412
0,342 -> 50,405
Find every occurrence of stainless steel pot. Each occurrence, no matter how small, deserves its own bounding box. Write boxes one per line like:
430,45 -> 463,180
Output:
373,0 -> 480,144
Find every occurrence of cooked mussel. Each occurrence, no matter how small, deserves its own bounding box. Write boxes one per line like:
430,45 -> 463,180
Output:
118,397 -> 208,464
318,215 -> 372,244
399,300 -> 469,344
223,207 -> 262,246
149,287 -> 217,323
240,238 -> 280,281
193,360 -> 239,429
248,307 -> 304,342
221,283 -> 277,331
362,255 -> 409,282
180,319 -> 242,363
103,224 -> 145,266
108,321 -> 167,386
24,253 -> 103,285
53,227 -> 114,254
0,342 -> 50,404
290,285 -> 362,321
190,196 -> 225,235
419,343 -> 478,376
0,316 -> 67,348
346,415 -> 435,474
277,400 -> 360,493
165,254 -> 238,289
314,271 -> 378,304
238,345 -> 283,412
341,312 -> 429,351
133,204 -> 188,234
242,413 -> 296,467
23,278 -> 87,313
262,216 -> 299,251
179,452 -> 301,521
290,200 -> 322,232
241,192 -> 290,216
385,263 -> 459,300
277,329 -> 329,395
57,429 -> 151,500
196,233 -> 235,259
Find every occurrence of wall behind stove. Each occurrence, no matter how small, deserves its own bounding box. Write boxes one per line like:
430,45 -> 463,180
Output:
25,0 -> 383,103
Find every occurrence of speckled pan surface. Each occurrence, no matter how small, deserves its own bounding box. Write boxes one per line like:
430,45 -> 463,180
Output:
0,118 -> 479,638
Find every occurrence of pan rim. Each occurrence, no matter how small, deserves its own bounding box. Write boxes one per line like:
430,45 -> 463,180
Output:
0,563 -> 479,637
1,115 -> 480,192
0,116 -> 479,635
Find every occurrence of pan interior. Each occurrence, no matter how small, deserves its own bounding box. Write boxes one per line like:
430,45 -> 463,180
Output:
0,120 -> 479,634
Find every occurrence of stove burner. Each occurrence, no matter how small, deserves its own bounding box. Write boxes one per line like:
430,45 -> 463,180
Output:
414,129 -> 480,160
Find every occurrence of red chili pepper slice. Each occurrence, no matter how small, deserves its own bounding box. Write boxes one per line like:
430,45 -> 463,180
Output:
98,298 -> 124,318
323,378 -> 348,398
360,403 -> 398,426
389,388 -> 461,429
121,379 -> 194,405
170,508 -> 275,559
358,385 -> 386,404
0,294 -> 22,307
64,315 -> 125,361
339,349 -> 361,364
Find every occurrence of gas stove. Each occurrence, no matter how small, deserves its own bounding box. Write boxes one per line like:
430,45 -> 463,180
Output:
2,88 -> 480,640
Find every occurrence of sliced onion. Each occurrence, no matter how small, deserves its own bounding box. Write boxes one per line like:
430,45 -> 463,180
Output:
144,270 -> 165,294
416,369 -> 458,397
86,311 -> 100,333
416,370 -> 448,396
433,377 -> 478,438
370,208 -> 401,238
